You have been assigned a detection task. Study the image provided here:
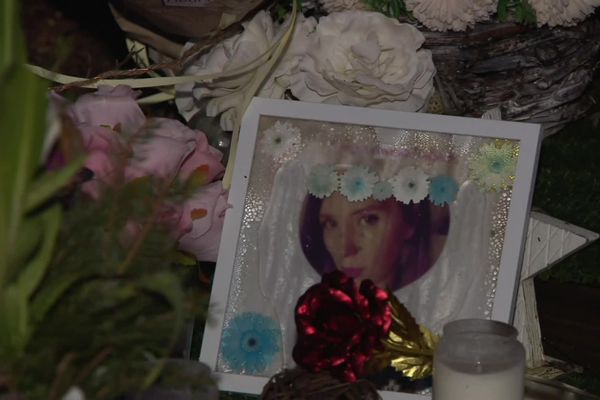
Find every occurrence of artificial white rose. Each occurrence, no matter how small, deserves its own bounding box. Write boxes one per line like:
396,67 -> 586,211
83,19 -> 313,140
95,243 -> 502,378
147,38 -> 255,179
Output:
175,12 -> 316,132
289,11 -> 435,112
260,15 -> 317,100
175,11 -> 277,131
405,0 -> 497,31
529,0 -> 600,27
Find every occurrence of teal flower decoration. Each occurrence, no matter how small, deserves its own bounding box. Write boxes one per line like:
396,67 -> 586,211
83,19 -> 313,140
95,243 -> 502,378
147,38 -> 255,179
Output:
469,142 -> 518,191
221,312 -> 281,374
429,175 -> 459,206
340,166 -> 378,202
307,164 -> 339,199
372,181 -> 393,201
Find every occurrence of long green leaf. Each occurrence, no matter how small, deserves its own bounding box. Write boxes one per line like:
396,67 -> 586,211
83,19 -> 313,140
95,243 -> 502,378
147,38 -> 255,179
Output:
0,66 -> 49,286
0,0 -> 23,76
25,158 -> 84,213
0,286 -> 27,361
17,205 -> 62,299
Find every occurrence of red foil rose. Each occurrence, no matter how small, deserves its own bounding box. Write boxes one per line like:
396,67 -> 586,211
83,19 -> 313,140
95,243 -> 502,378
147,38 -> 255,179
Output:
293,271 -> 392,382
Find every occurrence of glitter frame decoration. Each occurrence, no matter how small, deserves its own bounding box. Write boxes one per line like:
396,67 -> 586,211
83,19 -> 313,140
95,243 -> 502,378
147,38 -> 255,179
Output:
200,98 -> 542,399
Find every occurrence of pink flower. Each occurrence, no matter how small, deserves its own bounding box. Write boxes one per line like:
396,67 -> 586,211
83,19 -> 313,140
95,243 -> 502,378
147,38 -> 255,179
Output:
124,118 -> 224,184
65,85 -> 228,262
67,85 -> 146,133
177,181 -> 229,262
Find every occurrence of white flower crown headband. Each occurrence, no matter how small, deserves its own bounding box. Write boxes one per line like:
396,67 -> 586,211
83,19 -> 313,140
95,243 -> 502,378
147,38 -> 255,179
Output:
306,141 -> 519,204
306,164 -> 459,206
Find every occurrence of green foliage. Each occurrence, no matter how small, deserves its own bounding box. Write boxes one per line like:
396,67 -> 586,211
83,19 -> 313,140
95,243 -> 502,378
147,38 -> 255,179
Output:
497,0 -> 537,25
0,2 -> 211,398
0,0 -> 82,365
8,177 -> 210,399
363,0 -> 412,19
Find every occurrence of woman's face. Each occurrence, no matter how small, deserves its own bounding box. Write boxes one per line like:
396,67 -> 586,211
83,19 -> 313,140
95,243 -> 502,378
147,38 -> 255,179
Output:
319,192 -> 414,288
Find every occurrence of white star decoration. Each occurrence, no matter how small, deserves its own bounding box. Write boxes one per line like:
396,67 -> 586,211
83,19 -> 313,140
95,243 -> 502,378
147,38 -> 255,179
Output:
516,211 -> 598,370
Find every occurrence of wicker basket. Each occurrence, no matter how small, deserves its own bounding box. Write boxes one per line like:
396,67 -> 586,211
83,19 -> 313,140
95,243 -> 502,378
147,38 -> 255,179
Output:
423,15 -> 600,135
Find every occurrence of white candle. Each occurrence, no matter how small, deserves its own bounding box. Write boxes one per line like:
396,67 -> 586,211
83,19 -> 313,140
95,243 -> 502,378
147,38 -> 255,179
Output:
433,362 -> 524,400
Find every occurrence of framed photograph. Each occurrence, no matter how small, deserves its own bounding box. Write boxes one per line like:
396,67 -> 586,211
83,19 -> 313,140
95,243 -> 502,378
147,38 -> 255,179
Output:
201,98 -> 542,398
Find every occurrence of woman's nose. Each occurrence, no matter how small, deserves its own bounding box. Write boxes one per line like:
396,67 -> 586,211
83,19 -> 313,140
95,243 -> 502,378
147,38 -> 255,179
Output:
342,229 -> 359,257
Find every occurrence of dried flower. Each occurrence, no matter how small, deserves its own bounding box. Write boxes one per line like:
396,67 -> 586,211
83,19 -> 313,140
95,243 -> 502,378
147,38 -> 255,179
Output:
405,0 -> 497,31
529,0 -> 600,27
319,0 -> 369,13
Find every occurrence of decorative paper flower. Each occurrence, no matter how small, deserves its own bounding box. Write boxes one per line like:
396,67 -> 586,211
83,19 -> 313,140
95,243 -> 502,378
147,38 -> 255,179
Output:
372,181 -> 394,201
529,0 -> 600,27
339,166 -> 378,202
307,165 -> 339,199
428,175 -> 459,206
405,0 -> 497,32
221,312 -> 281,374
390,167 -> 430,204
469,142 -> 518,191
260,121 -> 301,161
293,271 -> 392,382
289,11 -> 435,113
319,0 -> 368,12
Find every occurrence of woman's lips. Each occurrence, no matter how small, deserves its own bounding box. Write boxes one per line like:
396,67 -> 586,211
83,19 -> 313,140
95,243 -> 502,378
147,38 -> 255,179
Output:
341,267 -> 363,278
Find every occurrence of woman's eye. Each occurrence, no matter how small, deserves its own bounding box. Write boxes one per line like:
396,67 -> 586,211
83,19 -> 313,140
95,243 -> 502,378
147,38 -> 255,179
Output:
360,213 -> 380,226
320,219 -> 337,230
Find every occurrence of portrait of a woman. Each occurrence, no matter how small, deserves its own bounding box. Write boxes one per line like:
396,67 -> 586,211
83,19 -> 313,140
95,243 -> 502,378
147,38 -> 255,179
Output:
300,191 -> 450,291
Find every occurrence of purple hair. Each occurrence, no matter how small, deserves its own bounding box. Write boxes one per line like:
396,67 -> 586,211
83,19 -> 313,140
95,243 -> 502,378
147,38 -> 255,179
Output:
299,194 -> 449,290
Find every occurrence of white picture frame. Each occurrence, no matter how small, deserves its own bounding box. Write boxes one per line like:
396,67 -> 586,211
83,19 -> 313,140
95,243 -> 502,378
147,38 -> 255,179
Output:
200,98 -> 542,399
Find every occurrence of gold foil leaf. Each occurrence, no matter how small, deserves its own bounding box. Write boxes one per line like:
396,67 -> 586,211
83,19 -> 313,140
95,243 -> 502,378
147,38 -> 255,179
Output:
369,294 -> 439,380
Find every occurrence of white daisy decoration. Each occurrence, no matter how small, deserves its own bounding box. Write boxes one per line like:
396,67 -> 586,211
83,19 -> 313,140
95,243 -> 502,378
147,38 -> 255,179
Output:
391,167 -> 430,204
260,121 -> 301,162
339,166 -> 378,202
307,164 -> 339,199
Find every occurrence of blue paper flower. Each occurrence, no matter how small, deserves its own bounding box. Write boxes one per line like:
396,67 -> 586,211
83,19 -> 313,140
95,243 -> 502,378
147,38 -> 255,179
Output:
307,165 -> 339,199
372,181 -> 393,201
340,166 -> 378,202
220,312 -> 281,374
428,175 -> 459,206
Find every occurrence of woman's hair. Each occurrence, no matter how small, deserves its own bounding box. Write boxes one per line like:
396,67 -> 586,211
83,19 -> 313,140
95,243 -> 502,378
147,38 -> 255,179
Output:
299,194 -> 449,290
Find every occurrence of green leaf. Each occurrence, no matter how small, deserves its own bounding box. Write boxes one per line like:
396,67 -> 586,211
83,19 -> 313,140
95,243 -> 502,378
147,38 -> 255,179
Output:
0,65 -> 49,287
0,0 -> 24,76
30,269 -> 89,324
25,158 -> 84,213
16,205 -> 62,299
497,0 -> 509,22
0,286 -> 28,360
135,272 -> 184,387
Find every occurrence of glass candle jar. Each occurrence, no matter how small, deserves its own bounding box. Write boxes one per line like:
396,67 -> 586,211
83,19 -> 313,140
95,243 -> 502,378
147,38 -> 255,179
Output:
433,319 -> 526,400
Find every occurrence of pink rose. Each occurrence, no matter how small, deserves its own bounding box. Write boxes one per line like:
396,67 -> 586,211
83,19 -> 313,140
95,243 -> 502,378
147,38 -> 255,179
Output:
67,85 -> 146,133
124,118 -> 224,184
66,85 -> 228,262
77,125 -> 129,199
177,181 -> 229,262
